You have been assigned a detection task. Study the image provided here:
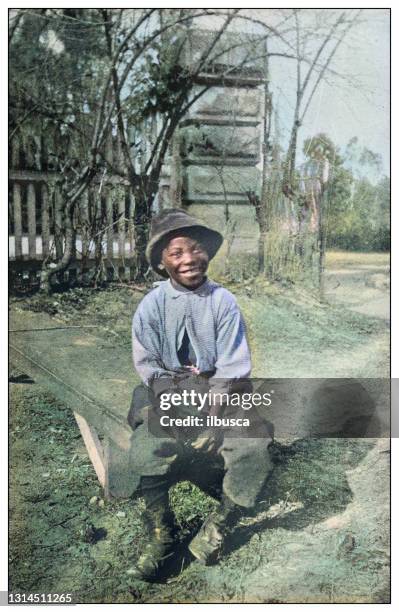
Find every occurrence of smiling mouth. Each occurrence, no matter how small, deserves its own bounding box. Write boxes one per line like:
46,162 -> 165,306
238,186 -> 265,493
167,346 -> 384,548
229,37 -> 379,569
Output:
180,268 -> 200,275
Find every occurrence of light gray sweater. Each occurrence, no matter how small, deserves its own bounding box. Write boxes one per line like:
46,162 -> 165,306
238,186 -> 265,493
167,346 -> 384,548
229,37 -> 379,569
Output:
132,278 -> 251,386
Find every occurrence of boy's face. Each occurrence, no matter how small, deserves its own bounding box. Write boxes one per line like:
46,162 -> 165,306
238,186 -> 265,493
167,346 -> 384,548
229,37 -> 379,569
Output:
161,235 -> 209,289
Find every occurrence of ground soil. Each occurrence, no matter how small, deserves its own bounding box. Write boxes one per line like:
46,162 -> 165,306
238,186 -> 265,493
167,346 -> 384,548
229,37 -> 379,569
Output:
9,251 -> 390,603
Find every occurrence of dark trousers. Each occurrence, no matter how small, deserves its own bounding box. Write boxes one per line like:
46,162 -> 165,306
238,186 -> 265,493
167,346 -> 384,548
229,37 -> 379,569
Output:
128,383 -> 273,509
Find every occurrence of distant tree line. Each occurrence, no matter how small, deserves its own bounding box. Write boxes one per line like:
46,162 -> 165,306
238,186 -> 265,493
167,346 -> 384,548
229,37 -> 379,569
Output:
323,138 -> 389,252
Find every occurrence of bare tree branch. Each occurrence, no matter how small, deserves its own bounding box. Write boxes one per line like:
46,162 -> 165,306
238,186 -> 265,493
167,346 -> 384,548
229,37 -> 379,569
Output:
300,10 -> 362,121
8,8 -> 26,44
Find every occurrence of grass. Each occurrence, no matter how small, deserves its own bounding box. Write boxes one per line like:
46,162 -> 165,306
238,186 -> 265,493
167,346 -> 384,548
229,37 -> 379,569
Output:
326,250 -> 389,267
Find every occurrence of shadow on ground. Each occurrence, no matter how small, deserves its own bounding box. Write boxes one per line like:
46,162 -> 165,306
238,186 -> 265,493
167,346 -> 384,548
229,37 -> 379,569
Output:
224,438 -> 373,556
143,437 -> 375,583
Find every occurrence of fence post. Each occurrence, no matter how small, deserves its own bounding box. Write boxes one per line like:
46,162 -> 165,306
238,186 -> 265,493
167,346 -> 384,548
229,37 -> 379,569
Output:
54,186 -> 63,261
118,187 -> 126,277
11,136 -> 20,169
41,183 -> 50,258
106,188 -> 114,274
128,189 -> 135,279
27,183 -> 36,260
13,183 -> 22,259
80,189 -> 90,279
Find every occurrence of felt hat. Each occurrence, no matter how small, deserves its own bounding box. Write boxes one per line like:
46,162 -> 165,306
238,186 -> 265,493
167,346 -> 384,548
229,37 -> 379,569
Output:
146,208 -> 223,278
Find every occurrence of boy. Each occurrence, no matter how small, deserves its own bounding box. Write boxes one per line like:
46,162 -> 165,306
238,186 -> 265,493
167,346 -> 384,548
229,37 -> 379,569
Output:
128,209 -> 272,580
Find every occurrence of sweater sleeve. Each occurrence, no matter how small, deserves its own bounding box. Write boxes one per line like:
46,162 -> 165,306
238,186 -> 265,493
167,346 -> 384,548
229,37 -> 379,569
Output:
213,290 -> 251,380
132,297 -> 172,386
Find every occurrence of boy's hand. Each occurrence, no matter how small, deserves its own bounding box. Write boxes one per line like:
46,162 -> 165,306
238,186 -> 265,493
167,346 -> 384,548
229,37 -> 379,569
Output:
191,429 -> 217,452
183,365 -> 200,375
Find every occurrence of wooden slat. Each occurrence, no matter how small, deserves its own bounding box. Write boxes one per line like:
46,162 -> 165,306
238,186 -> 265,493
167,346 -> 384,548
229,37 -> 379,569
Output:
93,188 -> 103,263
9,170 -> 129,185
80,189 -> 90,262
73,412 -> 106,488
13,183 -> 22,258
54,186 -> 63,260
128,189 -> 135,256
106,189 -> 114,259
33,135 -> 42,170
93,189 -> 103,265
27,183 -> 36,259
118,187 -> 125,260
88,186 -> 95,228
11,136 -> 20,169
41,184 -> 50,257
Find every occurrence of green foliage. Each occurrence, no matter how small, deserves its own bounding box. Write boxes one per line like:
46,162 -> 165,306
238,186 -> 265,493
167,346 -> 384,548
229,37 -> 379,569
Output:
302,134 -> 389,252
170,481 -> 218,528
303,132 -> 343,165
9,9 -> 107,169
326,175 -> 390,251
120,28 -> 192,124
9,9 -> 196,177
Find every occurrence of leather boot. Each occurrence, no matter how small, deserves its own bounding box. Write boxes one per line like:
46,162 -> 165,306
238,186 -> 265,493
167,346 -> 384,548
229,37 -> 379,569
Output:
133,507 -> 175,580
129,476 -> 176,581
188,495 -> 240,565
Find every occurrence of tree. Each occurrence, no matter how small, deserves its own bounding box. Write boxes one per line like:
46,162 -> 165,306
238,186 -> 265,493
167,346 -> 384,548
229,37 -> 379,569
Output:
246,38 -> 273,274
326,174 -> 389,251
314,137 -> 390,252
241,9 -> 364,280
11,8 -> 258,290
282,9 -> 362,194
101,8 -> 243,280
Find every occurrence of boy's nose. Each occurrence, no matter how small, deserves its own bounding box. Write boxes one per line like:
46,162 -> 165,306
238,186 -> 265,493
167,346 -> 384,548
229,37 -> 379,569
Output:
181,250 -> 196,265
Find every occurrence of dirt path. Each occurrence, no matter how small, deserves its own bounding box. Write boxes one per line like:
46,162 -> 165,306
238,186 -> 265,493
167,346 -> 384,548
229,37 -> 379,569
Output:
324,252 -> 389,321
320,252 -> 389,379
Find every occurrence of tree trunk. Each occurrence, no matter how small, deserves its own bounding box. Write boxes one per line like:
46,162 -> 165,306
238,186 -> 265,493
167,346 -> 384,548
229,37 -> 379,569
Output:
318,190 -> 326,301
40,201 -> 76,293
259,42 -> 273,277
133,182 -> 154,281
39,165 -> 96,293
169,129 -> 182,207
258,231 -> 266,274
246,190 -> 268,275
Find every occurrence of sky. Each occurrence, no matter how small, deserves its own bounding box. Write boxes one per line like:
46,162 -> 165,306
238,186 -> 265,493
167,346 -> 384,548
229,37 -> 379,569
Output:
281,9 -> 390,176
198,8 -> 390,177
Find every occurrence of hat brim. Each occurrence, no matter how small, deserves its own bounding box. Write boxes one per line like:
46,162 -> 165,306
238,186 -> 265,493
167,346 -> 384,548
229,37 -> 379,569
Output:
146,224 -> 224,278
